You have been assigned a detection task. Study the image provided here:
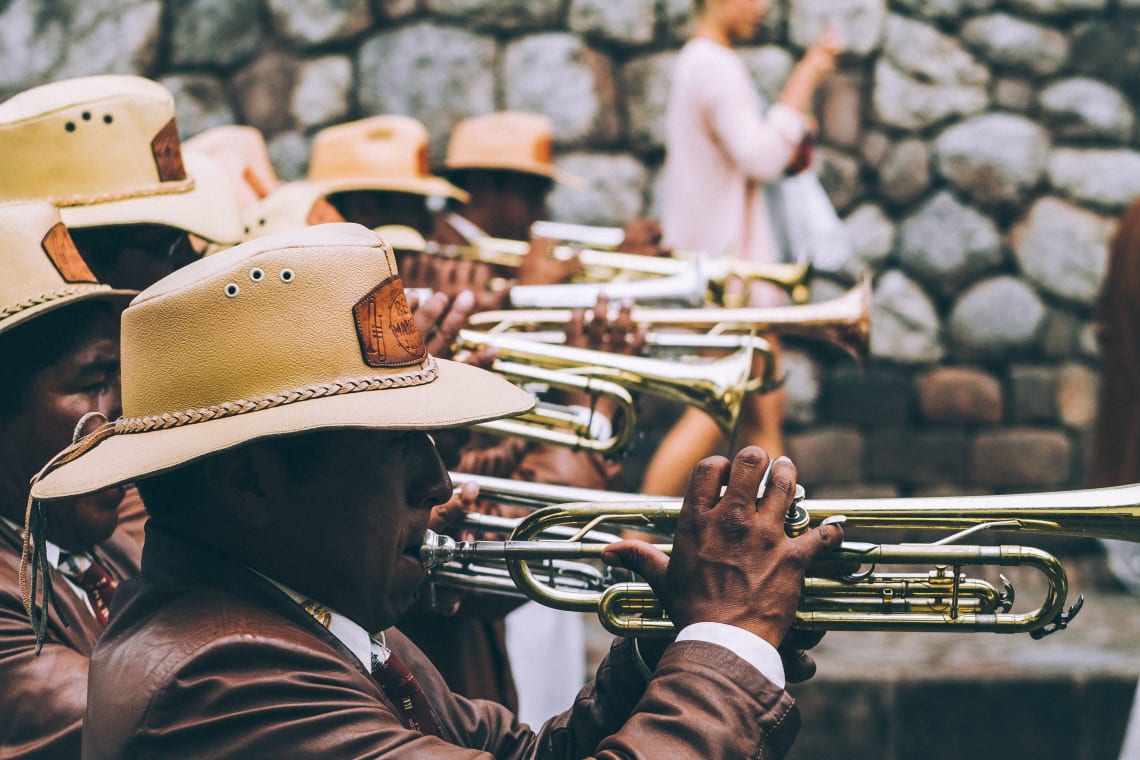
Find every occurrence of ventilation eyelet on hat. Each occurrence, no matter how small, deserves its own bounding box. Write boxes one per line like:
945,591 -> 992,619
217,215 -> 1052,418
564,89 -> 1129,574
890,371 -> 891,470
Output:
249,268 -> 264,282
224,283 -> 240,297
103,114 -> 113,124
280,269 -> 295,283
65,122 -> 76,132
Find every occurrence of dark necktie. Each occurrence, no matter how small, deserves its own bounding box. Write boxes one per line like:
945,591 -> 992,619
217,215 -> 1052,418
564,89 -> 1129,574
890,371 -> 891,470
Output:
58,553 -> 118,626
371,646 -> 441,737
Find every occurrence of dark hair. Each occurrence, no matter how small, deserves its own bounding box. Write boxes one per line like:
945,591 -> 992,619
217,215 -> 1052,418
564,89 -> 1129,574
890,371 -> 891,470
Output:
0,301 -> 116,418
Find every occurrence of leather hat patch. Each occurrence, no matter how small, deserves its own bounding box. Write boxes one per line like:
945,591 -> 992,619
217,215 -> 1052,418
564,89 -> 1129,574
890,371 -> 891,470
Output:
41,223 -> 97,284
151,118 -> 188,182
353,275 -> 427,368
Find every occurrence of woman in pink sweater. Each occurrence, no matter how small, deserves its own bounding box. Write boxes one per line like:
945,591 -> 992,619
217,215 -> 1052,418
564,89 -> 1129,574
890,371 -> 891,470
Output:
644,0 -> 839,495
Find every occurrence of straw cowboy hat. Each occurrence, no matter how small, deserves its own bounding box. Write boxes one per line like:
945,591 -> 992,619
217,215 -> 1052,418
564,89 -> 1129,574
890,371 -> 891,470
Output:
0,75 -> 243,244
0,201 -> 135,335
442,112 -> 581,188
308,116 -> 469,203
31,223 -> 533,500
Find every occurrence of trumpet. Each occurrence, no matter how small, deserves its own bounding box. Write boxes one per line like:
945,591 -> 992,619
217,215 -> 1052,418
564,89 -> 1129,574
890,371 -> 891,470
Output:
421,481 -> 1140,638
469,277 -> 872,361
377,224 -> 812,306
465,330 -> 775,453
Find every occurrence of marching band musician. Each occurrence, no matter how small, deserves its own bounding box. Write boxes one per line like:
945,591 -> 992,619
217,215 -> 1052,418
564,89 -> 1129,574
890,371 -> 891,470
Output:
646,0 -> 840,496
26,223 -> 843,759
0,203 -> 138,760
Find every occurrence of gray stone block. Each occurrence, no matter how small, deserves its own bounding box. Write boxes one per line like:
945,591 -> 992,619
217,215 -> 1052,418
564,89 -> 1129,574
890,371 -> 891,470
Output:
870,270 -> 945,364
948,276 -> 1046,359
1057,362 -> 1098,429
878,138 -> 930,206
815,203 -> 893,281
820,365 -> 914,427
357,23 -> 496,155
1011,197 -> 1113,306
503,34 -> 620,148
266,0 -> 372,48
170,0 -> 264,68
1048,149 -> 1140,211
267,130 -> 312,182
882,14 -> 988,87
1009,0 -> 1107,13
896,191 -> 1002,296
546,152 -> 648,227
961,13 -> 1069,76
872,59 -> 988,131
291,56 -> 353,132
739,47 -> 795,106
970,428 -> 1071,486
993,77 -> 1035,112
934,113 -> 1050,208
890,0 -> 995,20
1039,78 -> 1134,143
1010,364 -> 1058,423
788,0 -> 887,57
621,51 -> 675,151
817,146 -> 864,213
568,0 -> 656,47
232,53 -> 301,137
424,0 -> 561,30
818,72 -> 863,149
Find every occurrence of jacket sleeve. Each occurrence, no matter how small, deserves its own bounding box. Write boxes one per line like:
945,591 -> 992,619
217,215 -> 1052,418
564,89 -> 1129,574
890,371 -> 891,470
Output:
0,589 -> 87,760
112,633 -> 796,760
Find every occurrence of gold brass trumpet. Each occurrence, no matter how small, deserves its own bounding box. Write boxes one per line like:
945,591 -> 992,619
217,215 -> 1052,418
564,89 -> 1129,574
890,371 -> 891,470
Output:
465,330 -> 774,453
468,277 -> 872,361
376,224 -> 812,305
421,482 -> 1140,638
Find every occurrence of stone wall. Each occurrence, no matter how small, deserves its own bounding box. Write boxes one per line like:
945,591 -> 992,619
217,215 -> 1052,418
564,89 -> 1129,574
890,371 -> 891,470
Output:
3,0 -> 1138,496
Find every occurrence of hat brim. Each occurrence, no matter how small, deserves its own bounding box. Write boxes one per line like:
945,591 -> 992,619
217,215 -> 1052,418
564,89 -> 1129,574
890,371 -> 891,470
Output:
443,161 -> 584,191
31,358 -> 535,500
0,286 -> 136,336
58,153 -> 244,244
316,175 -> 470,204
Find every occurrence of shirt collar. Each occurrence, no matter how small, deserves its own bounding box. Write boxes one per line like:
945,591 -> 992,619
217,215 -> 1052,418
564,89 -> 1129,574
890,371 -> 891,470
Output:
259,574 -> 385,672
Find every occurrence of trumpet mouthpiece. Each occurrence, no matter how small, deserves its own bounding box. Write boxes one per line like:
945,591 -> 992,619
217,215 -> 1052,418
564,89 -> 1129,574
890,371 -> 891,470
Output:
420,529 -> 458,569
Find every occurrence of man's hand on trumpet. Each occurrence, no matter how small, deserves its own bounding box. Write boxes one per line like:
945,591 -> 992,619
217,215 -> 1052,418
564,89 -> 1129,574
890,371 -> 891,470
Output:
601,447 -> 844,682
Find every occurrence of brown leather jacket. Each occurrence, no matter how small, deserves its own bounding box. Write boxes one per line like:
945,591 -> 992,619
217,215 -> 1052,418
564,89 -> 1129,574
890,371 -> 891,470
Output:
0,518 -> 140,759
85,525 -> 801,759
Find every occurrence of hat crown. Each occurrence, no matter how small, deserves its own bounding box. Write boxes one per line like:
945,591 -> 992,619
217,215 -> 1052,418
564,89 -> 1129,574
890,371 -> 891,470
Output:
0,76 -> 191,207
445,112 -> 556,174
309,115 -> 433,184
0,201 -> 116,332
119,224 -> 430,421
184,125 -> 280,208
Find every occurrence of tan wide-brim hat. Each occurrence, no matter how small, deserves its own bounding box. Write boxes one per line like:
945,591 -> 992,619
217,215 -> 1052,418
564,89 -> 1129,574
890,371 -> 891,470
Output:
241,181 -> 343,241
32,223 -> 534,500
309,115 -> 469,203
184,124 -> 281,208
0,201 -> 136,335
0,75 -> 243,244
443,111 -> 582,189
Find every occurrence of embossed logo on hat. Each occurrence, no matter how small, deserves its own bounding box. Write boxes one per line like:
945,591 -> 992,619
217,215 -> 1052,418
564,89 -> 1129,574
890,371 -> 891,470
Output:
151,118 -> 188,182
40,222 -> 97,284
353,275 -> 427,368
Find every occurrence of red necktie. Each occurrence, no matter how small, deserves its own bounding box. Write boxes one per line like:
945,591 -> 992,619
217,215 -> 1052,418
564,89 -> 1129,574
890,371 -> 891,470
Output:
371,647 -> 441,737
59,554 -> 118,626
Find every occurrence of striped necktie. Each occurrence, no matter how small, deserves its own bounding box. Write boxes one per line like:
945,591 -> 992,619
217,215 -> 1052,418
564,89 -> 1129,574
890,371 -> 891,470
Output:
58,552 -> 117,626
371,644 -> 441,737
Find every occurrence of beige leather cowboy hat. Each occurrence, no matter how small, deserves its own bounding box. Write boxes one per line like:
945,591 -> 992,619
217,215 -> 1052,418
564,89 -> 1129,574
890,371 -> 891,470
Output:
0,76 -> 243,244
183,124 -> 282,208
241,182 -> 344,241
308,116 -> 469,203
31,223 -> 533,499
442,112 -> 581,188
0,201 -> 135,335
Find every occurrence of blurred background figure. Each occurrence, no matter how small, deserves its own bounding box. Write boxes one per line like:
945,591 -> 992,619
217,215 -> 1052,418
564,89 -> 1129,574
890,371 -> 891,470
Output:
1090,196 -> 1140,596
644,0 -> 840,495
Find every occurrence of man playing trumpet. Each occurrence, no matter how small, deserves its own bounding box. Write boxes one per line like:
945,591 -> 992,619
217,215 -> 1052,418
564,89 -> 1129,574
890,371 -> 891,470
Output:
28,224 -> 843,758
